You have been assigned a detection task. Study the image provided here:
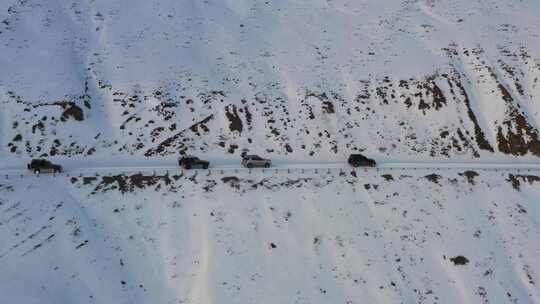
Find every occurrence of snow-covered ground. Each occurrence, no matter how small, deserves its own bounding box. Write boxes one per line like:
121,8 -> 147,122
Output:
1,0 -> 540,303
0,169 -> 539,303
1,0 -> 540,162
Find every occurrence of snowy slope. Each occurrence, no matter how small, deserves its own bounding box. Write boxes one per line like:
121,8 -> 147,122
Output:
0,169 -> 539,303
1,1 -> 540,303
1,0 -> 540,163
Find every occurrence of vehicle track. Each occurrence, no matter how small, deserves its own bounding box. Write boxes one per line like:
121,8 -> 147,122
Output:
1,161 -> 540,178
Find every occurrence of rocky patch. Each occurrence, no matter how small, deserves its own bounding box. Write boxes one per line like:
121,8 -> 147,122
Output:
71,173 -> 183,194
506,174 -> 540,190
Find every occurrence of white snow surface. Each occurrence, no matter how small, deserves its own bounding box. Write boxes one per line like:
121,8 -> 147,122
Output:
1,0 -> 540,161
1,0 -> 540,303
0,169 -> 539,303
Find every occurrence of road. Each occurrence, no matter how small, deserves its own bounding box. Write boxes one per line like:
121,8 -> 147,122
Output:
1,158 -> 540,177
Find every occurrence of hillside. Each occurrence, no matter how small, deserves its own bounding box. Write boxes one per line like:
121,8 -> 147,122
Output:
1,0 -> 540,163
0,168 -> 539,303
1,0 -> 540,303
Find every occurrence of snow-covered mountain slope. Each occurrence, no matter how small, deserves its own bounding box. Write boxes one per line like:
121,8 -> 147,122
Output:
2,1 -> 540,303
1,0 -> 540,163
0,169 -> 539,303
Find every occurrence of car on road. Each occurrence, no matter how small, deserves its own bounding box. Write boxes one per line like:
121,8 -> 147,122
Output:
27,159 -> 63,174
241,155 -> 271,168
179,156 -> 209,169
348,154 -> 376,167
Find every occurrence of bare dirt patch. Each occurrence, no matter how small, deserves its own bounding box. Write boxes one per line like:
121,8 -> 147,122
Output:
424,174 -> 442,184
450,255 -> 469,266
507,174 -> 540,190
459,170 -> 479,185
225,105 -> 243,133
72,173 -> 182,194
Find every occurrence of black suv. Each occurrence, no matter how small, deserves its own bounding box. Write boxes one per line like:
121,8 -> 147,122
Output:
348,154 -> 376,167
178,156 -> 210,169
27,159 -> 63,174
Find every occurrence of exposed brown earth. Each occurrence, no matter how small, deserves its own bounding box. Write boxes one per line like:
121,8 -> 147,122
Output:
506,174 -> 540,190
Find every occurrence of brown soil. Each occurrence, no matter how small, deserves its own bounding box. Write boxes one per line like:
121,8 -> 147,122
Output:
459,170 -> 479,185
424,174 -> 442,184
60,102 -> 84,121
496,110 -> 540,157
491,71 -> 540,156
450,255 -> 469,266
221,176 -> 241,190
322,101 -> 335,114
72,173 -> 181,194
144,114 -> 214,156
381,174 -> 394,181
225,105 -> 243,133
453,79 -> 494,152
507,174 -> 540,191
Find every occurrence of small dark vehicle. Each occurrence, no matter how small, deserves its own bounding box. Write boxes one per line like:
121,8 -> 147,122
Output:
241,155 -> 271,168
27,159 -> 62,174
179,156 -> 209,169
348,154 -> 376,167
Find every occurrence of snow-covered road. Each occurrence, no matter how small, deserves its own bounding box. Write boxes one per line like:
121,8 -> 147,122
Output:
2,159 -> 540,177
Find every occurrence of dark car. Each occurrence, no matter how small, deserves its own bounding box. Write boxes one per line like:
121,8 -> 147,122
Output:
179,156 -> 209,169
348,154 -> 376,167
241,155 -> 271,168
27,159 -> 63,174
